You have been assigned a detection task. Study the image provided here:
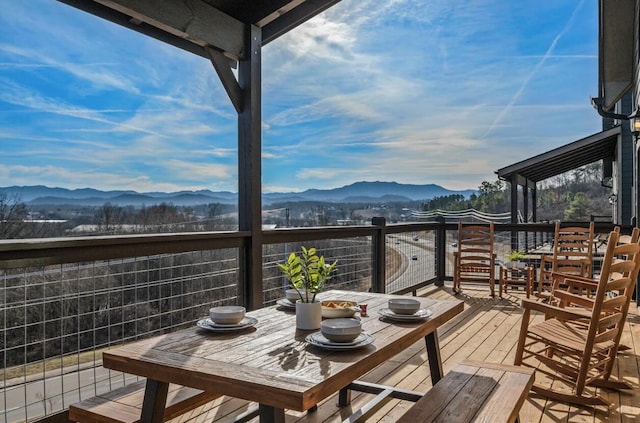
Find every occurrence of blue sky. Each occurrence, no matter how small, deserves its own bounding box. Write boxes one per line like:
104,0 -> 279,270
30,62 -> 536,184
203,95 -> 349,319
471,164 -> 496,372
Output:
0,0 -> 600,193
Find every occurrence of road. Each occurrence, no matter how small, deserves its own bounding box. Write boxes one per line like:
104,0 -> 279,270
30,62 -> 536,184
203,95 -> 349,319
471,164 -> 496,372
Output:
386,235 -> 436,293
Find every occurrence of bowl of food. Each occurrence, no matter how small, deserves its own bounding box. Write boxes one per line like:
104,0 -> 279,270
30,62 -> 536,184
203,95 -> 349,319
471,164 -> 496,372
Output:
209,306 -> 246,324
320,318 -> 362,342
321,300 -> 359,318
388,298 -> 421,315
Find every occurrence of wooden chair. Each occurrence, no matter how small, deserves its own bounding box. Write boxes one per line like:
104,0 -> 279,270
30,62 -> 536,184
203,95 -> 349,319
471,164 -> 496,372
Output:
535,221 -> 594,300
453,222 -> 497,297
514,229 -> 640,407
548,226 -> 637,305
548,226 -> 638,353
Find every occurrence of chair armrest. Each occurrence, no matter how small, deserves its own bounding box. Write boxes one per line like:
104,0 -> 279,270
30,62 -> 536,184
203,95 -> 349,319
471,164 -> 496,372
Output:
551,290 -> 595,309
551,272 -> 597,287
520,298 -> 589,321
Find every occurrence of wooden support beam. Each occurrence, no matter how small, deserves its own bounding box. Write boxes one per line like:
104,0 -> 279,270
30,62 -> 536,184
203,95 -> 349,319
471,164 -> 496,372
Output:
86,0 -> 246,59
237,25 -> 263,310
371,217 -> 386,293
523,183 -> 529,223
530,182 -> 538,222
510,177 -> 518,224
206,46 -> 242,113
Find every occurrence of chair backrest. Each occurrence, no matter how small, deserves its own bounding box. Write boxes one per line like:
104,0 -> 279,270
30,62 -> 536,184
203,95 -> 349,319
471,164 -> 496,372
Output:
456,222 -> 494,265
550,221 -> 595,277
610,226 -> 640,299
582,229 -> 640,347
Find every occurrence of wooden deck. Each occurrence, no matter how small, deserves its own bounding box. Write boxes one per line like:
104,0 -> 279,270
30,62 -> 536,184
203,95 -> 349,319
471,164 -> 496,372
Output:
168,284 -> 640,423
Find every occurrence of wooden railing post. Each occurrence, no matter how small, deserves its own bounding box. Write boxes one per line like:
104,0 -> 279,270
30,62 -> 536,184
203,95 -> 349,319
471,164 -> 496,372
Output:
435,217 -> 446,286
371,217 -> 386,293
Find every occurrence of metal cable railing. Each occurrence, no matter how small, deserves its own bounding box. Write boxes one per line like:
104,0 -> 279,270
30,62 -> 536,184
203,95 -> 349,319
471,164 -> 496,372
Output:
1,250 -> 240,422
0,221 -> 623,422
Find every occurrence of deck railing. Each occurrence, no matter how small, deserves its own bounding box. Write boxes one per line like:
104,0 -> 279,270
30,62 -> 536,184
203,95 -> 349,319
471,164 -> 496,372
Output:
0,220 -> 625,422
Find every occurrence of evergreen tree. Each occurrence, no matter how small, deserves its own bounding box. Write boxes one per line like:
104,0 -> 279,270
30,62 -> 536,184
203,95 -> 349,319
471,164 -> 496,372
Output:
564,192 -> 590,221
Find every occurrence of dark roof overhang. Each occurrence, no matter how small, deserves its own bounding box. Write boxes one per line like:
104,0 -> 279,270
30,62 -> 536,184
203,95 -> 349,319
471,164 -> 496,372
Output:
496,126 -> 621,184
598,0 -> 635,112
57,0 -> 342,61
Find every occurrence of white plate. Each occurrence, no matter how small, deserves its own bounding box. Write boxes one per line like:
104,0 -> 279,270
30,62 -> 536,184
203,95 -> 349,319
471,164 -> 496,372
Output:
196,316 -> 258,332
306,332 -> 374,351
377,308 -> 432,321
309,331 -> 369,347
276,298 -> 297,309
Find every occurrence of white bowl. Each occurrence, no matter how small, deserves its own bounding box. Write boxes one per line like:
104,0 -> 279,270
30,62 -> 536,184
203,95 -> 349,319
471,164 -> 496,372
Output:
321,318 -> 362,342
285,288 -> 307,303
209,306 -> 245,324
321,300 -> 358,318
388,298 -> 421,315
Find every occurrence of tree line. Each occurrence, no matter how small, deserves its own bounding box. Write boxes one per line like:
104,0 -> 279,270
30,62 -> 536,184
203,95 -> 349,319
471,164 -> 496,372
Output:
421,163 -> 612,221
0,196 -> 237,239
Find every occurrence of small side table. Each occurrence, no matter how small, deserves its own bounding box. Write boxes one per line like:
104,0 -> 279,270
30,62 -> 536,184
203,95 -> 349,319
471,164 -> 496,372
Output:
499,262 -> 534,298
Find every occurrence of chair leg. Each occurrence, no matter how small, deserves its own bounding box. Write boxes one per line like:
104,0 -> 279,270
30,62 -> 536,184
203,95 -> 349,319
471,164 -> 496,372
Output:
514,309 -> 530,366
575,353 -> 593,398
589,378 -> 633,390
530,384 -> 610,408
490,270 -> 495,297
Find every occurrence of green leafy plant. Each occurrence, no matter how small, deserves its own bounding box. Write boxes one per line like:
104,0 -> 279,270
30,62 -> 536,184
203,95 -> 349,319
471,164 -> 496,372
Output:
507,249 -> 526,262
278,246 -> 338,303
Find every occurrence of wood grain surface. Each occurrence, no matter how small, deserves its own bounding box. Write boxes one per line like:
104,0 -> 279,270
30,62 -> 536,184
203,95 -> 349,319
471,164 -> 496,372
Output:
102,291 -> 463,412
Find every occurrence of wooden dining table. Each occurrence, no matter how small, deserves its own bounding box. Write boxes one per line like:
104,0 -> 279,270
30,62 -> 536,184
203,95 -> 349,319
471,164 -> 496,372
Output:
101,290 -> 464,423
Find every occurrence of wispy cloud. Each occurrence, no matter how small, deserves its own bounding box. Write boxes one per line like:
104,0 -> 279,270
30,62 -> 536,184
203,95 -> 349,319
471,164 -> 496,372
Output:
0,0 -> 602,193
0,79 -> 161,135
481,0 -> 587,139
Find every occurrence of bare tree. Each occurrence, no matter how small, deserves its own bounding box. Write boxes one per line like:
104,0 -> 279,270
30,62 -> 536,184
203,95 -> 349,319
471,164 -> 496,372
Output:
0,194 -> 28,238
204,203 -> 222,230
94,202 -> 123,233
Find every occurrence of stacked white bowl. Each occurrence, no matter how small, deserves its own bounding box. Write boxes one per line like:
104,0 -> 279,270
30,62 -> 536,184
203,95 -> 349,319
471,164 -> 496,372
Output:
209,306 -> 246,324
388,298 -> 421,315
320,318 -> 362,342
285,289 -> 307,303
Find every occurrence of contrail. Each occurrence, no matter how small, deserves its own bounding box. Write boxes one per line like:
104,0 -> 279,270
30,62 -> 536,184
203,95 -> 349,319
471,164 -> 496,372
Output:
481,0 -> 586,139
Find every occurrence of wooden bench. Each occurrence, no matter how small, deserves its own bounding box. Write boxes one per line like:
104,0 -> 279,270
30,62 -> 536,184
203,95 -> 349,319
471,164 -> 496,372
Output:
397,361 -> 534,423
69,379 -> 223,423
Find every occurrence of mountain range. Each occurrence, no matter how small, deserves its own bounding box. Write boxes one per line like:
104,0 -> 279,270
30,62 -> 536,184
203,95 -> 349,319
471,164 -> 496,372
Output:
0,182 -> 476,207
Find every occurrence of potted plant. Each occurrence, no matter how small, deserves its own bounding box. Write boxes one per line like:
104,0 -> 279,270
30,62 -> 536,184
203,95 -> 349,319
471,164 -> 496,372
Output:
506,249 -> 526,268
278,246 -> 337,329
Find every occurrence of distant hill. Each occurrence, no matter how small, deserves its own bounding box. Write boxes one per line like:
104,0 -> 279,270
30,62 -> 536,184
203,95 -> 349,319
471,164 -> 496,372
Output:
277,181 -> 475,203
0,182 -> 476,207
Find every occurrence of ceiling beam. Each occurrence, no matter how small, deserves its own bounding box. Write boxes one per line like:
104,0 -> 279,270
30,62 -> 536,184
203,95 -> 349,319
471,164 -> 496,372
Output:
255,0 -> 306,27
59,0 -> 246,60
262,0 -> 342,45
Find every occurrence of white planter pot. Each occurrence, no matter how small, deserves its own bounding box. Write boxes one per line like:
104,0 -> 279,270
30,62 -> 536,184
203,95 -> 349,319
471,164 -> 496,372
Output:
508,261 -> 523,269
296,300 -> 322,330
